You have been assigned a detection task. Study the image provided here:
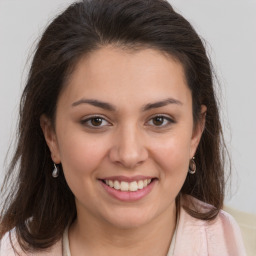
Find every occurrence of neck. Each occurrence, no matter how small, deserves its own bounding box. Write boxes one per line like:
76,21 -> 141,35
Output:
69,203 -> 177,256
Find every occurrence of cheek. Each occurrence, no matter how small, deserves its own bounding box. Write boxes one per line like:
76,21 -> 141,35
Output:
56,131 -> 110,203
56,128 -> 108,178
150,136 -> 190,198
151,131 -> 191,171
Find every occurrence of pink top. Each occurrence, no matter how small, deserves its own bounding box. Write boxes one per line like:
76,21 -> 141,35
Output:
0,196 -> 247,256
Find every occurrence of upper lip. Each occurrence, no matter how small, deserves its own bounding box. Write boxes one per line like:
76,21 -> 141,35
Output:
99,175 -> 156,182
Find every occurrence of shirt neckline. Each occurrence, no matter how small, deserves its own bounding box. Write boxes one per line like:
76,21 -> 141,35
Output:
62,214 -> 179,256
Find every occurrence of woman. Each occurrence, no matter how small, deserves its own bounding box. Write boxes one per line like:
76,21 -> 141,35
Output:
0,0 -> 246,255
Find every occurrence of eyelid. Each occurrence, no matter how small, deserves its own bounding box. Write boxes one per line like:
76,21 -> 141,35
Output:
80,114 -> 175,128
145,114 -> 175,127
80,114 -> 112,127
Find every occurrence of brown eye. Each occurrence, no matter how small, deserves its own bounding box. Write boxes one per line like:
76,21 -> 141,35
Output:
91,117 -> 103,126
81,116 -> 110,128
147,115 -> 175,128
152,116 -> 164,126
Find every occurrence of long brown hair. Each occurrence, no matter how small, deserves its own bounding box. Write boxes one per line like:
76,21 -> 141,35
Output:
0,0 -> 228,251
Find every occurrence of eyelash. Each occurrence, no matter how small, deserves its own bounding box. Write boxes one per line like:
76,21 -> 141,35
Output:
146,115 -> 175,128
80,115 -> 111,128
80,114 -> 175,129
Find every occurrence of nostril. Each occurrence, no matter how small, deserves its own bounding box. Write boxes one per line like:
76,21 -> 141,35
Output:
108,142 -> 148,169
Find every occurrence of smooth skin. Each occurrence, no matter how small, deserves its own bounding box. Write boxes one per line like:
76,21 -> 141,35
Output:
41,46 -> 206,256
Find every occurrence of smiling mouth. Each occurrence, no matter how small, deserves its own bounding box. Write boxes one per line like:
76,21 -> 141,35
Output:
102,179 -> 154,192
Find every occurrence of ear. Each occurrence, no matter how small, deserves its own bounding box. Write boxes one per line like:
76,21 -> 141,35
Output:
40,114 -> 61,164
190,105 -> 207,158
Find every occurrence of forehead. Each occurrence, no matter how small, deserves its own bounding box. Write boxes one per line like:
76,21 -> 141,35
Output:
59,46 -> 191,108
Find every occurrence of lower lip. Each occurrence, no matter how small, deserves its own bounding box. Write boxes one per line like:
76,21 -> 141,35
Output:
100,180 -> 156,202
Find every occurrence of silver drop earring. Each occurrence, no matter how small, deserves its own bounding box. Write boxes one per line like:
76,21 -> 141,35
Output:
188,157 -> 196,174
52,163 -> 59,178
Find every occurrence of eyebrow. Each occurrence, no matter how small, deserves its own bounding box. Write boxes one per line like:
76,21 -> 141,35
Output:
72,99 -> 116,111
71,97 -> 182,111
142,98 -> 182,111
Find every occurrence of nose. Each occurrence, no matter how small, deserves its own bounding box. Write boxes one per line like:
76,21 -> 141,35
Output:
109,125 -> 148,169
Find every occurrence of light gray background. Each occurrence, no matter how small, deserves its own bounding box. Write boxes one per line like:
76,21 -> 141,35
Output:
0,0 -> 255,213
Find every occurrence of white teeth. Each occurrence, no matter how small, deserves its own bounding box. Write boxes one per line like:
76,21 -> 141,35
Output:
138,180 -> 144,189
114,180 -> 120,190
129,181 -> 138,191
109,180 -> 114,188
120,181 -> 129,191
105,179 -> 152,192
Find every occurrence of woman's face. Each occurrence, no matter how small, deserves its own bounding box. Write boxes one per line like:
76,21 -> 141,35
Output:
42,46 -> 205,229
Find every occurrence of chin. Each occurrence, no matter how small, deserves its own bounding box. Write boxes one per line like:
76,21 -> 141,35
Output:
103,208 -> 156,229
109,217 -> 150,230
